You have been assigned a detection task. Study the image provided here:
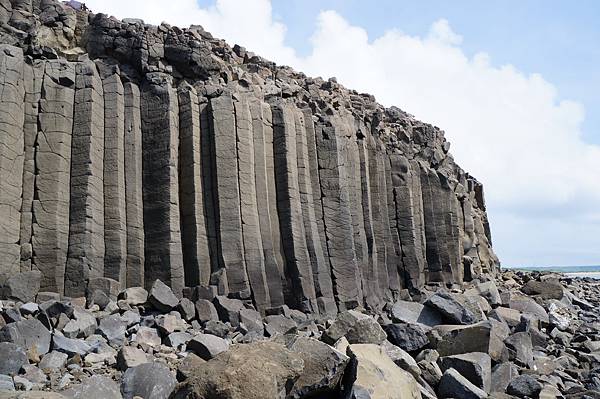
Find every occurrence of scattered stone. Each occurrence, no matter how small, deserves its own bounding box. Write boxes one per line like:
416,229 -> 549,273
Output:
134,327 -> 161,347
194,299 -> 218,324
52,334 -> 91,357
264,314 -> 297,337
187,333 -> 229,360
177,298 -> 195,321
439,352 -> 491,392
121,362 -> 176,399
212,296 -> 244,326
506,374 -> 543,398
425,292 -> 477,325
148,280 -> 179,312
0,342 -> 28,375
322,311 -> 386,345
348,344 -> 421,399
97,314 -> 127,346
384,323 -> 430,352
39,351 -> 68,371
0,374 -> 15,391
2,271 -> 41,303
62,375 -> 122,399
391,300 -> 443,327
119,287 -> 148,306
438,368 -> 487,399
0,318 -> 51,355
117,346 -> 148,370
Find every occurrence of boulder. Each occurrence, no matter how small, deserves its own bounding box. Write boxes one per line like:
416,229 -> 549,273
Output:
97,314 -> 127,346
425,292 -> 477,325
381,340 -> 421,378
286,336 -> 349,398
390,300 -> 443,327
177,298 -> 196,321
465,281 -> 502,306
62,307 -> 97,338
384,323 -> 429,352
39,351 -> 68,371
264,314 -> 297,337
62,375 -> 122,399
439,352 -> 491,392
1,271 -> 41,303
134,326 -> 161,347
504,332 -> 534,368
212,296 -> 244,326
436,321 -> 508,362
118,287 -> 148,306
0,374 -> 14,391
121,362 -> 177,399
194,299 -> 219,324
239,308 -> 263,333
322,311 -> 386,345
347,344 -> 421,399
187,333 -> 229,360
490,362 -> 519,393
506,375 -> 542,398
166,332 -> 193,350
0,318 -> 51,355
117,346 -> 148,370
438,368 -> 487,399
521,279 -> 563,300
0,342 -> 28,375
52,333 -> 91,357
170,341 -> 304,399
505,293 -> 549,324
148,279 -> 179,312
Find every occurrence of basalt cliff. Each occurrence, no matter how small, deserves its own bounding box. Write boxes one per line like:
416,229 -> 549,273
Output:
0,0 -> 498,315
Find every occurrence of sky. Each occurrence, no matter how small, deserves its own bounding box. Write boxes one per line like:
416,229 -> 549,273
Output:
84,0 -> 600,268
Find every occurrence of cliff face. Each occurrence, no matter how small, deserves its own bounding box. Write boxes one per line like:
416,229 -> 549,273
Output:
0,0 -> 498,313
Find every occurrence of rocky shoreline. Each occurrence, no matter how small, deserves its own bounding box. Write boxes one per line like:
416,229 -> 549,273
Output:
0,269 -> 599,398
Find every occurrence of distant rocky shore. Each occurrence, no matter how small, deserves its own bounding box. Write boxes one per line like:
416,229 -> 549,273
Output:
0,268 -> 599,399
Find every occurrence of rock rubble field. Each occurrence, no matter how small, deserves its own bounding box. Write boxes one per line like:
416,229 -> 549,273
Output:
1,269 -> 600,398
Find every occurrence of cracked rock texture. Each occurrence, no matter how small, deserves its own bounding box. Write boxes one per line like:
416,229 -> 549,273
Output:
0,0 -> 498,313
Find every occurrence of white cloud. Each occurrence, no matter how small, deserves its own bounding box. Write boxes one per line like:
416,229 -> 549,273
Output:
84,0 -> 600,266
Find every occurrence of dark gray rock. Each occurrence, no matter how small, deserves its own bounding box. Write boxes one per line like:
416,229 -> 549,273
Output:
439,352 -> 491,393
63,375 -> 122,399
438,368 -> 487,399
177,298 -> 195,321
212,296 -> 244,326
2,271 -> 41,303
187,333 -> 229,360
491,362 -> 519,393
52,334 -> 91,357
504,332 -> 533,368
264,315 -> 298,337
194,299 -> 218,323
521,279 -> 563,300
322,311 -> 386,345
425,291 -> 477,325
121,362 -> 176,399
0,374 -> 15,391
0,342 -> 28,375
390,300 -> 443,327
0,318 -> 51,355
97,314 -> 127,346
506,375 -> 542,398
384,323 -> 429,352
148,279 -> 179,312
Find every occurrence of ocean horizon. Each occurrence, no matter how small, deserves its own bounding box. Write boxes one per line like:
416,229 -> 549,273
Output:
504,265 -> 600,279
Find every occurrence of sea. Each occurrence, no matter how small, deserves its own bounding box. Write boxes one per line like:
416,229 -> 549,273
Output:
504,265 -> 600,280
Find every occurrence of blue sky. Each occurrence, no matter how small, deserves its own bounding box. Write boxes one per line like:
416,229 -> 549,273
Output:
88,0 -> 600,267
266,0 -> 600,146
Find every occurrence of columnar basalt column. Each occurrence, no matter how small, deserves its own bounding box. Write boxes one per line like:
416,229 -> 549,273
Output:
314,117 -> 362,310
20,59 -> 45,272
102,65 -> 127,288
141,73 -> 184,296
178,83 -> 211,287
271,100 -> 317,312
209,93 -> 250,297
0,45 -> 25,280
64,59 -> 105,297
33,59 -> 75,294
249,98 -> 285,308
123,82 -> 145,288
234,94 -> 270,312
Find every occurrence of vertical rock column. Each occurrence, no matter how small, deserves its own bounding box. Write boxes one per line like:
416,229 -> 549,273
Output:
178,83 -> 211,287
271,100 -> 317,312
33,59 -> 75,294
20,60 -> 45,272
357,131 -> 381,307
384,156 -> 403,292
141,73 -> 184,296
123,82 -> 144,287
65,60 -> 105,297
209,94 -> 249,297
314,118 -> 362,310
389,155 -> 426,290
249,98 -> 285,308
295,109 -> 336,315
0,45 -> 25,280
102,65 -> 127,288
234,95 -> 270,312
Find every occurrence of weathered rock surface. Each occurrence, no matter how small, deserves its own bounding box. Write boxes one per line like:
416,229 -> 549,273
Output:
0,0 -> 497,311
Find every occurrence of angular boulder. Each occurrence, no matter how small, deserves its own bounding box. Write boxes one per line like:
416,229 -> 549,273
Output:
0,342 -> 28,375
384,323 -> 430,352
390,300 -> 443,327
187,333 -> 229,360
439,352 -> 491,393
148,279 -> 179,312
170,341 -> 304,399
425,291 -> 477,325
121,362 -> 177,399
322,310 -> 386,345
0,318 -> 51,355
1,271 -> 41,303
438,368 -> 487,399
347,344 -> 421,399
